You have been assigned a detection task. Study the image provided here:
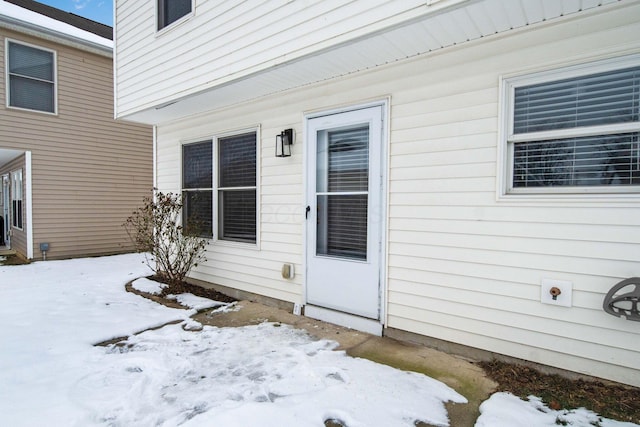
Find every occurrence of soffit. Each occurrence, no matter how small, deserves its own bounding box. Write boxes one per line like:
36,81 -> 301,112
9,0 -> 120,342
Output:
128,0 -> 624,125
0,149 -> 23,168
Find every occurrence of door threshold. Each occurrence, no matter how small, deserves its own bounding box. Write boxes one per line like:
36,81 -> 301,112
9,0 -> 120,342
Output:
305,305 -> 382,336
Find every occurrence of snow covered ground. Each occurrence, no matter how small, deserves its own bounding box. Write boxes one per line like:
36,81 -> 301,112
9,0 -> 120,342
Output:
0,254 -> 636,427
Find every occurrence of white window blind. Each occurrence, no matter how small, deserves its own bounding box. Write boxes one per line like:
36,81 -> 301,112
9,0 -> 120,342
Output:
508,61 -> 640,192
514,67 -> 640,133
8,42 -> 55,113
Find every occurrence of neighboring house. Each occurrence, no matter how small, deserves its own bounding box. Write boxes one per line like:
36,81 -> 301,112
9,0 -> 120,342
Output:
114,0 -> 640,387
0,0 -> 152,260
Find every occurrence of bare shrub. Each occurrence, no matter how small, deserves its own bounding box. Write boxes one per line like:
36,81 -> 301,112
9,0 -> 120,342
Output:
124,192 -> 207,288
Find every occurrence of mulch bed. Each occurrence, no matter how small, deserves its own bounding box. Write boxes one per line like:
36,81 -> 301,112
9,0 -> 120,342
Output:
479,360 -> 640,424
150,275 -> 237,304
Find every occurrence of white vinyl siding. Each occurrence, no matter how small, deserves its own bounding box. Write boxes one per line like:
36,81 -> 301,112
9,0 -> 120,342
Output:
115,0 -> 447,118
152,2 -> 640,386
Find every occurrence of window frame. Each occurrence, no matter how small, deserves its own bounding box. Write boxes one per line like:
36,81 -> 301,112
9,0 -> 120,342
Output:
499,55 -> 640,198
156,0 -> 194,33
213,128 -> 259,247
180,127 -> 260,248
5,39 -> 57,115
11,169 -> 23,230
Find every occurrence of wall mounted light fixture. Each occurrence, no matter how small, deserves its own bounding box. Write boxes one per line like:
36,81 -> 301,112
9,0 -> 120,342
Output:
275,128 -> 294,158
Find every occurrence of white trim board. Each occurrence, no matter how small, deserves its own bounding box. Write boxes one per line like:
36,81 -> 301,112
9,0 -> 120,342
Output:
305,305 -> 383,336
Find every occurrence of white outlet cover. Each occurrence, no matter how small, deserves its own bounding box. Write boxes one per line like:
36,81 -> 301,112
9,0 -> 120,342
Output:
541,278 -> 573,307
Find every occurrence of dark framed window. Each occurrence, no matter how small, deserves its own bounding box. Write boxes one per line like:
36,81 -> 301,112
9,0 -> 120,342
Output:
7,41 -> 55,113
11,169 -> 23,229
505,58 -> 640,194
217,132 -> 257,243
182,141 -> 213,238
158,0 -> 192,30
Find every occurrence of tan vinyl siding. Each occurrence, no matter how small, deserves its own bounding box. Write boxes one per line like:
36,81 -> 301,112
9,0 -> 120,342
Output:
153,3 -> 640,386
0,29 -> 152,260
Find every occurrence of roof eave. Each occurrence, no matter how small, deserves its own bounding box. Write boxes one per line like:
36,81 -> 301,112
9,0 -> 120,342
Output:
0,14 -> 112,57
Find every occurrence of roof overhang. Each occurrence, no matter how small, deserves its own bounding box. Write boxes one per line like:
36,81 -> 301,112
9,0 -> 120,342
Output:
123,0 -> 628,125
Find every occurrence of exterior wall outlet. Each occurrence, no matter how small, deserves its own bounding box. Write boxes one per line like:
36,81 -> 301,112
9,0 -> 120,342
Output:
541,278 -> 573,307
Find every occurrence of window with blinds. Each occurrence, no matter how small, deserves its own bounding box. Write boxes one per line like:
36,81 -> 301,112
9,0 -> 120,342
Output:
11,169 -> 23,230
316,126 -> 369,260
158,0 -> 192,30
218,132 -> 256,243
182,141 -> 213,238
506,59 -> 640,193
7,41 -> 55,113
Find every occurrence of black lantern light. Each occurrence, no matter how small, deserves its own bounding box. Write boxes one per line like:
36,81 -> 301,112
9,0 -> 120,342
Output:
275,128 -> 294,158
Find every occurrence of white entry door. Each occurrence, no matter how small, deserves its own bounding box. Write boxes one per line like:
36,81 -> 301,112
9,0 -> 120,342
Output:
306,106 -> 383,320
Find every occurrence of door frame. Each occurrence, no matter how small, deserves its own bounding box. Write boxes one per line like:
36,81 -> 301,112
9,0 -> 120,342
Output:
303,99 -> 389,334
1,174 -> 9,247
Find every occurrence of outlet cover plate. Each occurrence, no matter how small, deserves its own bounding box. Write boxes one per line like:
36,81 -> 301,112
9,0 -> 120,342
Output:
541,278 -> 573,307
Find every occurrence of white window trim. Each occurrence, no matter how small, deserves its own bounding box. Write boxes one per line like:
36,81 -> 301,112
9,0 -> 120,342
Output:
5,38 -> 58,115
212,126 -> 260,249
497,54 -> 640,201
155,0 -> 195,35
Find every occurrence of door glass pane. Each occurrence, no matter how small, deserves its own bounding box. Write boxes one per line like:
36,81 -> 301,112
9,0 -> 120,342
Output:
316,195 -> 367,260
317,126 -> 369,193
315,124 -> 370,261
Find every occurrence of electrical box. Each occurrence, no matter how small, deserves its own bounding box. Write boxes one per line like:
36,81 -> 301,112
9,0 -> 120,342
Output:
281,263 -> 295,279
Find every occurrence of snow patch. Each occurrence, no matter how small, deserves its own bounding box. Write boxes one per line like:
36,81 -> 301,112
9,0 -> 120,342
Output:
0,254 -> 636,427
476,392 -> 638,427
131,277 -> 166,295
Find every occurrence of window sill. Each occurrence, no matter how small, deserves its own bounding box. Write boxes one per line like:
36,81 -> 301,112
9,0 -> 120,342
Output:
6,105 -> 57,116
497,189 -> 640,205
209,238 -> 260,251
